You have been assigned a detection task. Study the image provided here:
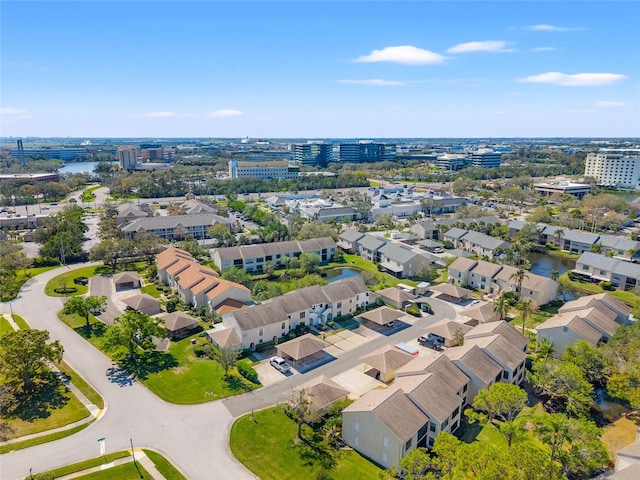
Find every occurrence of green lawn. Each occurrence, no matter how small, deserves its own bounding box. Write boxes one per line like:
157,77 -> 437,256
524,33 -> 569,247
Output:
12,314 -> 30,330
59,311 -> 258,404
140,283 -> 162,298
509,303 -> 560,330
0,265 -> 58,301
0,316 -> 14,336
1,421 -> 91,454
81,185 -> 101,203
56,360 -> 104,409
45,265 -> 99,297
143,450 -> 187,480
27,451 -> 131,479
0,372 -> 90,441
67,461 -> 150,480
601,415 -> 640,462
230,407 -> 381,480
338,254 -> 419,289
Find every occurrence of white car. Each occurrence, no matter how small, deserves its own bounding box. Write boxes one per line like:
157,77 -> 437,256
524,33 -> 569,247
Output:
471,300 -> 480,305
269,356 -> 291,373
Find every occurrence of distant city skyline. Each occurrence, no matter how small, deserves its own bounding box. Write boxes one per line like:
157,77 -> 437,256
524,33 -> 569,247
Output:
1,1 -> 639,138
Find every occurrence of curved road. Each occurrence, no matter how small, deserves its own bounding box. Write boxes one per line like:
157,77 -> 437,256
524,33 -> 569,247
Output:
0,264 -> 456,480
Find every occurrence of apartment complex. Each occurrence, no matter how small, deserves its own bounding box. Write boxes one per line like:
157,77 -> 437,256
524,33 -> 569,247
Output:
338,142 -> 396,163
584,149 -> 640,190
117,146 -> 138,170
574,251 -> 640,291
121,213 -> 231,240
228,160 -> 300,180
211,237 -> 337,272
293,142 -> 332,167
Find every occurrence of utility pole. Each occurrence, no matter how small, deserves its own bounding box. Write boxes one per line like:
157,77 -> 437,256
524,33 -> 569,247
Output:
60,236 -> 66,266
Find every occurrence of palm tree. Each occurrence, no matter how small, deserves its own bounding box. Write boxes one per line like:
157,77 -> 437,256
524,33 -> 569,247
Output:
494,295 -> 510,321
553,228 -> 565,249
510,267 -> 529,300
516,299 -> 536,335
550,269 -> 559,282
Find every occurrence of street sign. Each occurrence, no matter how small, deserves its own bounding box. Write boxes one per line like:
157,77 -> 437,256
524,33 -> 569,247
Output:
97,437 -> 106,455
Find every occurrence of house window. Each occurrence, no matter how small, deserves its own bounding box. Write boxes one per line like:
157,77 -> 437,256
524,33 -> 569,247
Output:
281,322 -> 286,330
452,420 -> 459,432
503,371 -> 509,380
382,453 -> 388,464
463,384 -> 468,393
428,437 -> 435,447
383,437 -> 389,448
354,422 -> 359,432
258,328 -> 263,336
495,373 -> 502,383
563,326 -> 568,332
442,418 -> 449,429
453,406 -> 460,418
429,422 -> 436,433
354,436 -> 359,447
337,302 -> 342,308
300,312 -> 305,319
405,439 -> 412,452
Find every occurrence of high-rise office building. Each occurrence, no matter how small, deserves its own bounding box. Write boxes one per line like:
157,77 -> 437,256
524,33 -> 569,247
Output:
585,149 -> 640,190
293,142 -> 332,167
338,142 -> 396,163
467,149 -> 502,168
117,146 -> 138,170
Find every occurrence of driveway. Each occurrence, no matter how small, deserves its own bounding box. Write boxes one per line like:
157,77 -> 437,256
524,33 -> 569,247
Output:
89,275 -> 122,325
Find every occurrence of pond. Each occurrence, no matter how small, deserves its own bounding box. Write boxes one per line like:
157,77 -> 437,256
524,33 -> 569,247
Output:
593,389 -> 632,424
58,161 -> 117,174
528,252 -> 576,278
321,267 -> 363,283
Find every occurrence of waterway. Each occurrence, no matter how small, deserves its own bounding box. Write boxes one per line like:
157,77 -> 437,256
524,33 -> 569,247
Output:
322,267 -> 363,283
528,251 -> 576,278
58,161 -> 116,174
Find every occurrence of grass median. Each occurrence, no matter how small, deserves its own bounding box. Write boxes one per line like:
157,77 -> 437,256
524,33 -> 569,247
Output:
45,265 -> 99,297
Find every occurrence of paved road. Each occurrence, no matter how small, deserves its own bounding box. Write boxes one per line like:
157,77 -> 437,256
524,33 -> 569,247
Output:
0,265 -> 455,480
89,275 -> 122,325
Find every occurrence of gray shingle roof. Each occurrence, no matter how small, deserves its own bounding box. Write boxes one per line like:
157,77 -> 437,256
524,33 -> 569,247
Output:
461,230 -> 510,250
444,227 -> 468,240
378,242 -> 421,263
121,213 -> 230,232
357,234 -> 387,251
598,234 -> 640,252
339,229 -> 365,243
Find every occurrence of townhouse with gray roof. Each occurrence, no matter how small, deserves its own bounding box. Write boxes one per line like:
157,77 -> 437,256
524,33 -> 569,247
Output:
444,228 -> 510,259
337,229 -> 365,253
411,220 -> 440,240
356,234 -> 388,263
211,237 -> 336,272
574,251 -> 640,290
378,242 -> 432,278
121,213 -> 231,240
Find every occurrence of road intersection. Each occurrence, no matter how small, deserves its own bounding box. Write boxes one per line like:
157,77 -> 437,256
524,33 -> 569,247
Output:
0,264 -> 455,480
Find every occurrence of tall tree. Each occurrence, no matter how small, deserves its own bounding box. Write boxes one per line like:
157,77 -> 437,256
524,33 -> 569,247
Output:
286,388 -> 317,440
0,329 -> 63,389
62,295 -> 107,329
493,295 -> 511,321
510,267 -> 529,300
216,345 -> 240,379
104,310 -> 166,361
516,298 -> 536,335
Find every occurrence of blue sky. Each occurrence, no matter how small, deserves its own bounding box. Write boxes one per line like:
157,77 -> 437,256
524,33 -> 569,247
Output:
1,1 -> 639,138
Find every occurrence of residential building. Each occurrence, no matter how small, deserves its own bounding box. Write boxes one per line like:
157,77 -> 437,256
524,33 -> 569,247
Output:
541,226 -> 599,254
115,203 -> 149,227
464,321 -> 529,353
533,181 -> 591,198
574,251 -> 640,290
443,228 -> 510,259
293,142 -> 332,167
120,213 -> 231,240
337,229 -> 365,253
295,199 -> 358,222
228,160 -> 300,180
536,293 -> 631,356
222,277 -> 370,349
448,258 -> 557,306
338,142 -> 396,163
211,237 -> 336,272
378,242 -> 432,278
462,334 -> 527,385
467,149 -> 501,168
356,234 -> 387,263
411,220 -> 440,240
585,149 -> 640,190
117,146 -> 138,170
444,344 -> 502,402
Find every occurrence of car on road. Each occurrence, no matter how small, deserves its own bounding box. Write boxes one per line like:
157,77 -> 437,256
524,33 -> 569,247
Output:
269,356 -> 291,373
470,300 -> 480,305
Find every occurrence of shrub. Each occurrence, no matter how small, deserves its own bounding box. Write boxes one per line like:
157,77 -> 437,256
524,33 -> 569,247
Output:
237,362 -> 259,384
73,276 -> 89,285
406,304 -> 421,317
166,300 -> 177,313
193,346 -> 206,357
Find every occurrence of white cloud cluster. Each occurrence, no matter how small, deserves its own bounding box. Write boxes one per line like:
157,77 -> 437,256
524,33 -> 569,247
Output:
209,109 -> 243,117
519,72 -> 627,86
354,45 -> 446,65
0,108 -> 33,120
447,41 -> 514,54
339,79 -> 408,87
527,24 -> 580,32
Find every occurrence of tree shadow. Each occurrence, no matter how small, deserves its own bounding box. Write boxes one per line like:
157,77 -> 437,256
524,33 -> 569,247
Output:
74,322 -> 107,340
116,351 -> 179,380
225,374 -> 253,392
294,431 -> 338,470
2,373 -> 70,423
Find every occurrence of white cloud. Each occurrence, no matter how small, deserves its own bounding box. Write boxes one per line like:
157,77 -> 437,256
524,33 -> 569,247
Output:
353,46 -> 446,65
144,111 -> 176,118
532,47 -> 555,52
596,101 -> 626,107
1,108 -> 29,115
527,24 -> 580,32
209,109 -> 243,117
447,41 -> 514,54
519,72 -> 627,86
338,79 -> 408,87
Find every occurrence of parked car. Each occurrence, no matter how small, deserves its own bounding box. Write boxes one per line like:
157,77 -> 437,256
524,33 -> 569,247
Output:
269,356 -> 291,373
417,336 -> 443,351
